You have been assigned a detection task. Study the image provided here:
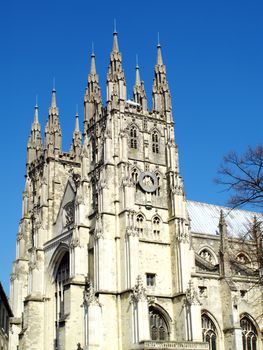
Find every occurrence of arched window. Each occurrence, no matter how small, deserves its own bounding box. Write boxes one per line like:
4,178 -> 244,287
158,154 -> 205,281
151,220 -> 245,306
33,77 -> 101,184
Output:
149,306 -> 169,341
152,131 -> 159,154
153,216 -> 160,236
236,253 -> 251,266
202,314 -> 217,350
130,126 -> 138,149
136,214 -> 144,236
199,249 -> 215,264
131,168 -> 139,184
55,252 -> 69,321
241,316 -> 257,350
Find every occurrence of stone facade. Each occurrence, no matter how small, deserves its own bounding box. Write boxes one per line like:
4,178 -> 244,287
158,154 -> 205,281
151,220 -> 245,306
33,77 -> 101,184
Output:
9,32 -> 263,350
0,282 -> 13,350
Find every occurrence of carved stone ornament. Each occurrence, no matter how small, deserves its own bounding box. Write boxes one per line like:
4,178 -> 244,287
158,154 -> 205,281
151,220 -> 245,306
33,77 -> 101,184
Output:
64,201 -> 75,226
126,226 -> 138,237
186,280 -> 201,306
70,237 -> 80,249
83,282 -> 100,307
130,275 -> 148,303
94,215 -> 103,240
138,171 -> 158,193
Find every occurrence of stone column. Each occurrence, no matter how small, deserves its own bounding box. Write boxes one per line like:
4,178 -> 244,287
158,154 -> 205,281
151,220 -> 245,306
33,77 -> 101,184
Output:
185,281 -> 202,342
83,282 -> 102,350
130,276 -> 150,343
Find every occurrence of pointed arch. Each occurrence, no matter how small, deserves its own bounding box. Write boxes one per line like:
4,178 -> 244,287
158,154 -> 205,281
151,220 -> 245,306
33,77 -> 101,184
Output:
152,214 -> 162,237
136,213 -> 145,236
240,313 -> 259,350
153,170 -> 162,196
149,304 -> 171,341
129,124 -> 139,149
48,243 -> 70,283
131,166 -> 140,184
198,246 -> 218,265
235,252 -> 252,266
150,128 -> 160,154
201,311 -> 221,350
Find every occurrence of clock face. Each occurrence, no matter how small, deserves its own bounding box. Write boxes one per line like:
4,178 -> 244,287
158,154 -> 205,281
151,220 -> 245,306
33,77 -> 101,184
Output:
138,171 -> 158,193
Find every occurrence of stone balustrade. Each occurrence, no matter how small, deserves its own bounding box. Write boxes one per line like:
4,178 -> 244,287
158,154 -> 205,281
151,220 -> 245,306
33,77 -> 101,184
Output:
131,340 -> 209,350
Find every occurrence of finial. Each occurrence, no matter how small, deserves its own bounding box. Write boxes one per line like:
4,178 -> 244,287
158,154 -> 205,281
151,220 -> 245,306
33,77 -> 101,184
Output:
35,95 -> 38,108
91,42 -> 95,56
52,77 -> 56,92
157,32 -> 160,47
75,109 -> 80,132
112,21 -> 119,52
90,48 -> 96,74
34,97 -> 39,123
136,54 -> 139,68
114,18 -> 117,33
156,35 -> 163,65
135,55 -> 141,86
51,79 -> 57,108
76,104 -> 79,116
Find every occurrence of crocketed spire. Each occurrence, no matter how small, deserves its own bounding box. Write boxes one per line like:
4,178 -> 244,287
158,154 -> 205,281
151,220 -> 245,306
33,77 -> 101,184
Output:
133,58 -> 147,111
70,111 -> 82,161
84,50 -> 103,134
152,40 -> 172,118
27,103 -> 43,165
106,30 -> 126,110
44,87 -> 62,157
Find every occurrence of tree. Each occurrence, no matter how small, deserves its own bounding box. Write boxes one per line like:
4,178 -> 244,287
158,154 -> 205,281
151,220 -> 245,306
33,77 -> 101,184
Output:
216,145 -> 263,288
216,145 -> 263,209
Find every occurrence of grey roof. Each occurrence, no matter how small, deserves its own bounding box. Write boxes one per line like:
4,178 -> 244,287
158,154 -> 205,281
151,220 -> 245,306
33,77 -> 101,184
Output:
186,200 -> 262,238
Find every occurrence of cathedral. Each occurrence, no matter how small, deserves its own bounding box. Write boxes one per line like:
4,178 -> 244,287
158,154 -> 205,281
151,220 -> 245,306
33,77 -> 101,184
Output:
9,31 -> 263,350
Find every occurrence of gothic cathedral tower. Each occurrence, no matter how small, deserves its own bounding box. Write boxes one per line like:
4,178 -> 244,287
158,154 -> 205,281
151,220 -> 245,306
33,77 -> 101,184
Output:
9,32 -> 207,350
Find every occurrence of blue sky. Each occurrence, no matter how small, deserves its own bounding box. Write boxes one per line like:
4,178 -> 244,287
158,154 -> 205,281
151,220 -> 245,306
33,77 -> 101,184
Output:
0,0 -> 262,294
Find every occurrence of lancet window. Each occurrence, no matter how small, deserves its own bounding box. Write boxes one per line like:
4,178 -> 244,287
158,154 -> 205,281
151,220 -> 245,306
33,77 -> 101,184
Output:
241,316 -> 257,350
55,252 -> 69,322
136,214 -> 144,236
152,131 -> 159,154
130,126 -> 138,149
153,216 -> 160,236
149,306 -> 169,341
131,168 -> 139,184
201,314 -> 217,350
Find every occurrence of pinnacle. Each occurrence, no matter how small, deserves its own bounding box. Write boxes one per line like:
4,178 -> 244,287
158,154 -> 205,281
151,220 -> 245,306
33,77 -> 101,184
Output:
112,31 -> 119,52
90,52 -> 96,75
34,104 -> 39,124
135,64 -> 141,86
219,209 -> 226,226
51,87 -> 57,108
74,112 -> 80,132
157,43 -> 163,65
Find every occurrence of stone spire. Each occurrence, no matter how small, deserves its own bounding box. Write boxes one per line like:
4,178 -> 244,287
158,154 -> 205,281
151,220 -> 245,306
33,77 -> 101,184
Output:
106,30 -> 126,111
152,40 -> 172,117
70,110 -> 82,161
84,51 -> 103,134
44,88 -> 62,157
133,58 -> 147,111
27,103 -> 43,165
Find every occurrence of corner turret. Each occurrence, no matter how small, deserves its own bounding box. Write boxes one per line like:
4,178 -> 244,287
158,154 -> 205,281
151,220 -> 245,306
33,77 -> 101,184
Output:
152,40 -> 172,120
106,30 -> 126,111
84,51 -> 103,134
44,88 -> 62,157
27,103 -> 42,166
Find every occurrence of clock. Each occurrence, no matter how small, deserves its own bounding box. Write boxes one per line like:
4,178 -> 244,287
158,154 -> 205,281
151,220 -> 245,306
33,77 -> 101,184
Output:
138,171 -> 158,193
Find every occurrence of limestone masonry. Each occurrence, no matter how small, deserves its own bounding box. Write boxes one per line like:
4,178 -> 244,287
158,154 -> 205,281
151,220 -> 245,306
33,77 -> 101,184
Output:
9,31 -> 263,350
